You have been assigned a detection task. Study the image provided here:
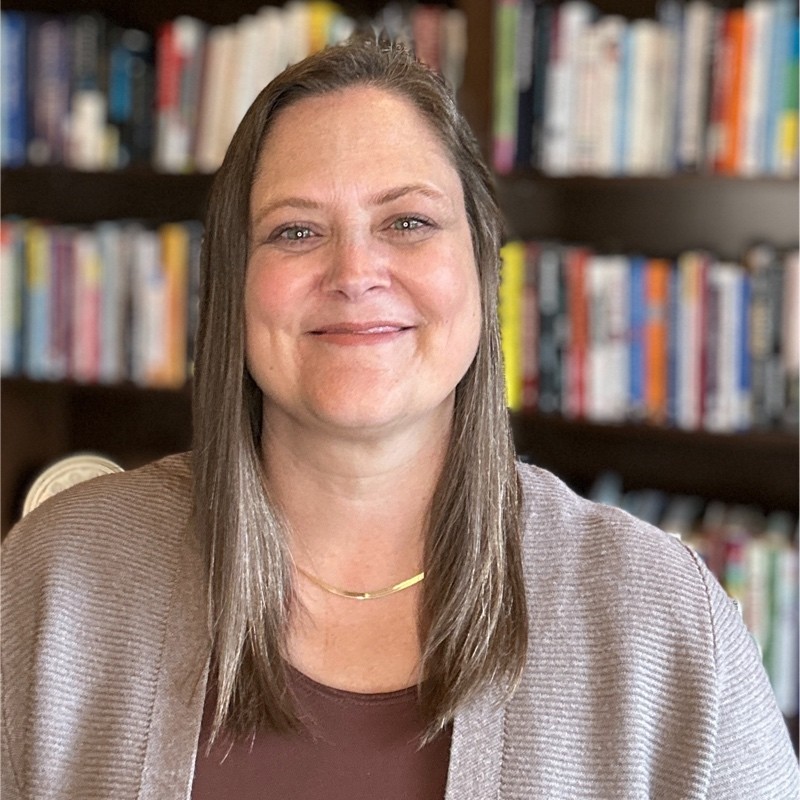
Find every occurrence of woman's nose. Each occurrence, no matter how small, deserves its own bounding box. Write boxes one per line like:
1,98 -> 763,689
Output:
321,235 -> 391,300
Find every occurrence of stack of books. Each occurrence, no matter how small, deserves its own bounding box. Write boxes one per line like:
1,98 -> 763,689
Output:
1,218 -> 203,388
1,2 -> 467,172
493,0 -> 799,176
499,239 -> 799,431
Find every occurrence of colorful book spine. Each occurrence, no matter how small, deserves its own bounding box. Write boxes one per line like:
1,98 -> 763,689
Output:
499,239 -> 526,411
492,0 -> 520,174
1,12 -> 28,167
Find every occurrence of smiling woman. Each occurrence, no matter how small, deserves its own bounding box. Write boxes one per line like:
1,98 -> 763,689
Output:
2,36 -> 798,800
245,87 -> 481,437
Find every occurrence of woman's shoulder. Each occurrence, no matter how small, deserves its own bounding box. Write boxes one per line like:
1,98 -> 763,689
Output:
515,460 -> 710,614
2,452 -> 194,585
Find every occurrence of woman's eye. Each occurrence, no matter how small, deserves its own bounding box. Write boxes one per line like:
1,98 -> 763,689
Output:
391,216 -> 429,233
273,225 -> 314,242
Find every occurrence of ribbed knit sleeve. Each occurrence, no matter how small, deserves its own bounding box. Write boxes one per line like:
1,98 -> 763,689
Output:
1,454 -> 207,800
690,549 -> 800,798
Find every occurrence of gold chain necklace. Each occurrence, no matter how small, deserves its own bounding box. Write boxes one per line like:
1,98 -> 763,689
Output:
296,566 -> 425,600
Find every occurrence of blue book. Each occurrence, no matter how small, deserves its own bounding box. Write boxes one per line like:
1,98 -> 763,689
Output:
1,12 -> 28,167
765,0 -> 792,173
614,23 -> 633,174
628,256 -> 647,419
666,260 -> 680,425
736,271 -> 751,430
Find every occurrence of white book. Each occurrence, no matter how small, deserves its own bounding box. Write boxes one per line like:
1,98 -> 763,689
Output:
542,1 -> 593,175
740,0 -> 773,175
675,251 -> 705,430
441,8 -> 468,94
194,25 -> 235,173
572,22 -> 601,174
257,6 -> 290,89
626,19 -> 660,174
771,537 -> 799,716
706,261 -> 739,432
284,0 -> 311,66
593,16 -> 626,175
587,254 -> 629,421
677,1 -> 715,170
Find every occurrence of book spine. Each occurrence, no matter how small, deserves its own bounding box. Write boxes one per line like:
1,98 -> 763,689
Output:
514,0 -> 536,169
23,222 -> 52,380
564,246 -> 589,417
781,250 -> 799,427
739,0 -> 772,175
492,0 -> 520,174
521,241 -> 540,411
1,12 -> 28,167
537,245 -> 563,414
0,220 -> 24,375
644,257 -> 670,424
67,13 -> 109,171
499,240 -> 526,411
628,255 -> 647,419
776,14 -> 799,175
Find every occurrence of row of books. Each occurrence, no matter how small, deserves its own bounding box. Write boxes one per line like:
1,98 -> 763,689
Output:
585,471 -> 798,717
0,3 -> 467,173
1,218 -> 202,388
493,0 -> 799,177
499,240 -> 799,432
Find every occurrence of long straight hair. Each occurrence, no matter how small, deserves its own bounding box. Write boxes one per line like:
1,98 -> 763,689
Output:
192,38 -> 527,744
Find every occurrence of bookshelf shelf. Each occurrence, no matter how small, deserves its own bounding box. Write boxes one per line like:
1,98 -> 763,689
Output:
2,167 -> 213,223
511,411 -> 799,512
497,174 -> 799,261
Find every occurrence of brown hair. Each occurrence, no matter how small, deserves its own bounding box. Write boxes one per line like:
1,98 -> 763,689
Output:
192,37 -> 527,744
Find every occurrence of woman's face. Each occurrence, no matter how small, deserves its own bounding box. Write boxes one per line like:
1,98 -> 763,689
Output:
245,86 -> 481,439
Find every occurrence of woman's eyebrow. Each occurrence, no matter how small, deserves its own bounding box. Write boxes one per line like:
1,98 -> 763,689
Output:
252,183 -> 449,227
251,197 -> 323,228
369,183 -> 449,206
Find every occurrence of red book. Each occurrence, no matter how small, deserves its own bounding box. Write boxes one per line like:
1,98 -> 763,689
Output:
644,258 -> 670,424
565,246 -> 589,419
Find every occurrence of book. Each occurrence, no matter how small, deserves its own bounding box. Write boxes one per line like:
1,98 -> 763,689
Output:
27,15 -> 70,166
492,0 -> 520,174
739,0 -> 773,175
537,244 -> 566,414
71,229 -> 102,383
499,239 -> 526,411
644,258 -> 670,424
1,12 -> 28,168
675,1 -> 715,171
0,220 -> 24,375
587,254 -> 629,422
542,1 -> 593,175
67,13 -> 109,170
564,246 -> 589,418
746,243 -> 785,428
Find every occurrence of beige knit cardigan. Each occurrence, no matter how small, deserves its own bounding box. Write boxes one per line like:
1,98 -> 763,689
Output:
2,453 -> 798,799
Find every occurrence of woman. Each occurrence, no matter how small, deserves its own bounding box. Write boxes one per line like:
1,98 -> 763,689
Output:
2,39 -> 797,800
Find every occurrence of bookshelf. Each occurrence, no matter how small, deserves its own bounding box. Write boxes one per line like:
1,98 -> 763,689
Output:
2,0 -> 798,532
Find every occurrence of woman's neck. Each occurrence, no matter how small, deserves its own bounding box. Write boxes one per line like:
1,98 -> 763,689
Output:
260,409 -> 451,584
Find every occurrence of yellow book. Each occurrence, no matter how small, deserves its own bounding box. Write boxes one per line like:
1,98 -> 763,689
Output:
158,223 -> 189,388
308,1 -> 338,53
499,240 -> 526,411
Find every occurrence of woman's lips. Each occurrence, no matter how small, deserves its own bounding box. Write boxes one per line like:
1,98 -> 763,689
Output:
309,322 -> 413,344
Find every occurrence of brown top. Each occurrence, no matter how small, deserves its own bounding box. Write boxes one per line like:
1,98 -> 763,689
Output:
191,667 -> 452,800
